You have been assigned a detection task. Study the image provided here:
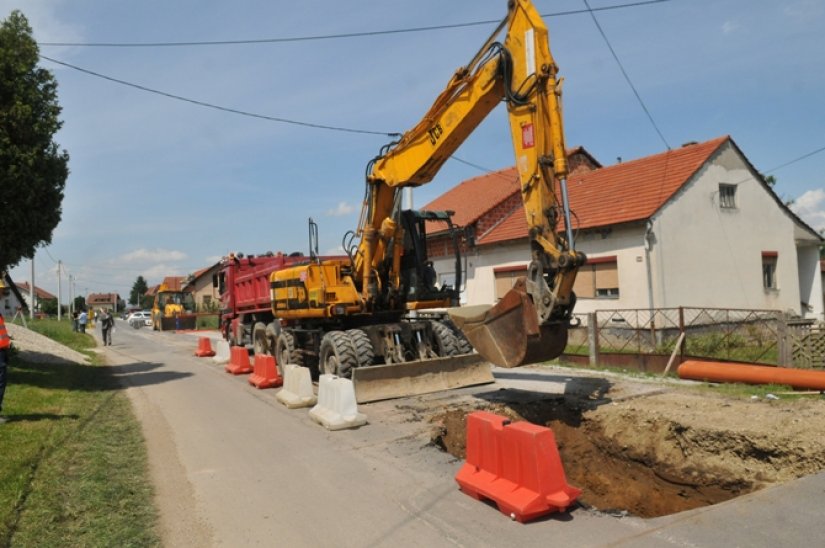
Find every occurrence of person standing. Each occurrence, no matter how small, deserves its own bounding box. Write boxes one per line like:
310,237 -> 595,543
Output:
0,312 -> 11,424
72,310 -> 79,332
78,310 -> 88,333
100,309 -> 114,346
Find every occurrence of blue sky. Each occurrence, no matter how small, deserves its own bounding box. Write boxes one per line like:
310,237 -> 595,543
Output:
5,0 -> 824,303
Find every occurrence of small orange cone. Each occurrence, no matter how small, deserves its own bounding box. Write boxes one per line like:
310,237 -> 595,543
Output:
194,337 -> 216,357
248,354 -> 283,389
225,346 -> 253,375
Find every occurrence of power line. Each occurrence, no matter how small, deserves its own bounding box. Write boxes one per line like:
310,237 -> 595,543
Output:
40,55 -> 401,137
582,0 -> 671,150
38,1 -> 676,48
763,144 -> 825,175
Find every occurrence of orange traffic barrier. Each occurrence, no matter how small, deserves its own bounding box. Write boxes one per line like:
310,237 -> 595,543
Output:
678,360 -> 825,390
225,346 -> 253,375
455,410 -> 580,523
194,337 -> 216,357
248,354 -> 283,389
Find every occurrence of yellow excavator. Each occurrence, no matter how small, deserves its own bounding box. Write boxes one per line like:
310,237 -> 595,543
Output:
270,0 -> 583,400
152,282 -> 197,331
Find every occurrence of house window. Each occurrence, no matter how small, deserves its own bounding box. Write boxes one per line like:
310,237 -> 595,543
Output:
438,272 -> 456,290
719,183 -> 737,209
762,251 -> 777,290
572,256 -> 619,299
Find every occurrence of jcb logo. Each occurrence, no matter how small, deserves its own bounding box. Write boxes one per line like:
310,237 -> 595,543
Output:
428,123 -> 443,145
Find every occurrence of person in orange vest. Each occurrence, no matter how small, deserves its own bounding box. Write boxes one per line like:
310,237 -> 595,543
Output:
0,312 -> 10,424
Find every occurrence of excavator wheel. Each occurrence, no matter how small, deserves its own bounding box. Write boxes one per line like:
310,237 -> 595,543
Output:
346,329 -> 375,368
440,318 -> 473,354
319,331 -> 359,378
430,321 -> 460,357
448,278 -> 569,367
276,330 -> 303,370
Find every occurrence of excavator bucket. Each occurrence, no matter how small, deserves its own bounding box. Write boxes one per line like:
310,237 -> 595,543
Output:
448,279 -> 568,368
351,353 -> 494,403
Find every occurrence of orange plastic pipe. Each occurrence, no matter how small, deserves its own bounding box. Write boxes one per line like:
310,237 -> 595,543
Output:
678,360 -> 825,391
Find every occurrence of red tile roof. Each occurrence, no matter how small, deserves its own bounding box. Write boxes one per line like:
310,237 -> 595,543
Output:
426,166 -> 520,228
475,136 -> 730,245
16,281 -> 57,300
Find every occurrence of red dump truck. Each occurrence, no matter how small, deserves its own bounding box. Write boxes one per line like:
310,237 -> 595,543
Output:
215,252 -> 307,353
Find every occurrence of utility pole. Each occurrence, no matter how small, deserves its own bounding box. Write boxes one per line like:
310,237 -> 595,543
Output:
30,255 -> 35,320
57,260 -> 62,321
69,274 -> 74,316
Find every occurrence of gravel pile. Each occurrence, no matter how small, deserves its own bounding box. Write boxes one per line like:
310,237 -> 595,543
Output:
6,322 -> 92,365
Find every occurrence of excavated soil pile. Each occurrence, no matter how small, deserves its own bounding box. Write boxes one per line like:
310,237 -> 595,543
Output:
430,388 -> 825,518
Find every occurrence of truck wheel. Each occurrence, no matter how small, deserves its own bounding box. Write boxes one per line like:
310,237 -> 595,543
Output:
430,321 -> 459,357
346,329 -> 375,368
276,330 -> 303,369
319,331 -> 358,378
252,322 -> 267,355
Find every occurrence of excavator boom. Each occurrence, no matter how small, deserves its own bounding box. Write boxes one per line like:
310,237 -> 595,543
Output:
368,0 -> 584,367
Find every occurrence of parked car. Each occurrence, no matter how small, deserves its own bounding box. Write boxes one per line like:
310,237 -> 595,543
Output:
127,311 -> 153,328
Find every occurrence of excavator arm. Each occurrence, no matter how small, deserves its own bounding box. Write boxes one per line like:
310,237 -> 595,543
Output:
356,0 -> 583,367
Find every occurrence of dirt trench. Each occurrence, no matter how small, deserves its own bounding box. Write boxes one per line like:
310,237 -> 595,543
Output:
429,388 -> 825,519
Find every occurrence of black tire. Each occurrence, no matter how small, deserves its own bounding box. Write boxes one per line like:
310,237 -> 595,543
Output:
319,331 -> 358,378
346,329 -> 375,368
276,330 -> 303,368
430,321 -> 459,357
252,322 -> 267,355
441,318 -> 473,354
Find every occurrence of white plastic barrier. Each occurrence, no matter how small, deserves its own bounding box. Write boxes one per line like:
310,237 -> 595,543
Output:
212,339 -> 231,364
309,374 -> 367,430
276,364 -> 317,409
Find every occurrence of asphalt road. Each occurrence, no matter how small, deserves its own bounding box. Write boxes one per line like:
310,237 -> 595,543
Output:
98,320 -> 825,547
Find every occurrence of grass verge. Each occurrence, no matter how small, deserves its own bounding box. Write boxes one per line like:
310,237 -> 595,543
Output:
0,319 -> 159,547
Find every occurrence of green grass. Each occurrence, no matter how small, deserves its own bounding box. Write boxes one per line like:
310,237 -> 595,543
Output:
1,319 -> 159,547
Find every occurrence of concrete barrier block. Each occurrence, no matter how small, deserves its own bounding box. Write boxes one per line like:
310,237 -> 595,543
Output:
309,374 -> 367,431
212,340 -> 231,364
276,364 -> 317,409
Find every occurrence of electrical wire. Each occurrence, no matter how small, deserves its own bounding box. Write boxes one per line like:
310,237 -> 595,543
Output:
40,55 -> 401,137
581,0 -> 671,150
38,1 -> 677,48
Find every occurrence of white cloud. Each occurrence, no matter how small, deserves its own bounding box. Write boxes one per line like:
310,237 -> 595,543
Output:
784,1 -> 825,21
791,188 -> 825,233
326,201 -> 356,217
721,20 -> 740,34
118,248 -> 188,264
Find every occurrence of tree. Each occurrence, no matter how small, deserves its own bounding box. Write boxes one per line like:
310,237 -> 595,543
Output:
74,295 -> 85,312
0,11 -> 69,272
40,297 -> 57,315
130,276 -> 149,306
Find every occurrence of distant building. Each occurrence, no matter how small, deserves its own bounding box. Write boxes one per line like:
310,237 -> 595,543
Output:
183,262 -> 222,312
15,281 -> 57,312
1,272 -> 28,316
87,292 -> 121,312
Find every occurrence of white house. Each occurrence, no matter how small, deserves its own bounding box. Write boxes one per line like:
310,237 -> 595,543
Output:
1,272 -> 28,316
425,136 -> 824,321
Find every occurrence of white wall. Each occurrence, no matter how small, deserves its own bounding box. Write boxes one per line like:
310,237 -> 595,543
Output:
650,142 -> 808,314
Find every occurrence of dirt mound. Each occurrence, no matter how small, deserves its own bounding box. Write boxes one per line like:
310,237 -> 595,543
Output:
430,386 -> 825,518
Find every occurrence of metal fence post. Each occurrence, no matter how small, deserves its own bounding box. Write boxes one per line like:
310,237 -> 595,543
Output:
777,316 -> 791,367
588,312 -> 599,367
